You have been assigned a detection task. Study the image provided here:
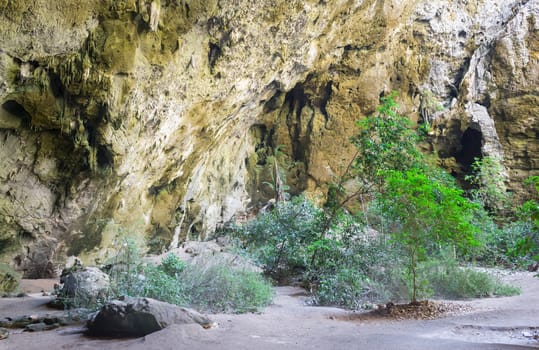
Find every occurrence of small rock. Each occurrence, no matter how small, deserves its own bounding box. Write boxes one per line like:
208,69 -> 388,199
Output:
0,328 -> 8,340
25,322 -> 59,332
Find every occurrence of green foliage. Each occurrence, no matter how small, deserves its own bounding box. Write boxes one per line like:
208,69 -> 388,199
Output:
179,257 -> 274,313
525,176 -> 539,192
159,253 -> 187,276
350,93 -> 422,182
234,197 -> 411,307
109,252 -> 273,313
0,263 -> 20,295
100,232 -> 274,314
310,240 -> 409,309
465,156 -> 510,214
465,206 -> 539,267
140,255 -> 188,305
312,94 -> 426,272
421,259 -> 520,298
465,176 -> 539,267
108,236 -> 144,297
378,168 -> 479,302
237,196 -> 322,279
235,91 -> 525,309
505,177 -> 539,264
519,177 -> 539,227
313,268 -> 372,310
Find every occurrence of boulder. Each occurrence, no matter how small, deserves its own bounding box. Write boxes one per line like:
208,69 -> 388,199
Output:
87,297 -> 215,337
55,266 -> 110,308
148,241 -> 262,273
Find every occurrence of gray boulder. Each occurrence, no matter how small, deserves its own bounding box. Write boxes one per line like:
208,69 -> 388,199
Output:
87,297 -> 215,337
55,266 -> 110,308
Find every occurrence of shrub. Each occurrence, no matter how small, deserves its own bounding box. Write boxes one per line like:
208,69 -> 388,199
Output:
179,256 -> 274,313
312,263 -> 409,310
237,196 -> 322,280
465,156 -> 510,215
110,252 -> 273,314
313,268 -> 371,310
0,263 -> 20,295
308,230 -> 410,308
106,234 -> 145,297
421,259 -> 520,299
140,255 -> 188,305
468,201 -> 539,268
101,233 -> 273,314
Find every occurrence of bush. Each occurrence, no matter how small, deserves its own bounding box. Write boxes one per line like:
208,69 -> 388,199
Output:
313,268 -> 372,310
140,255 -> 188,306
466,205 -> 539,267
237,196 -> 323,280
0,263 -> 20,295
177,256 -> 274,313
308,230 -> 410,308
110,252 -> 273,314
312,264 -> 408,310
421,259 -> 520,299
465,156 -> 510,215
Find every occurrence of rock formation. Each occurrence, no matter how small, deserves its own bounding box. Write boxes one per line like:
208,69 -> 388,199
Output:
87,297 -> 215,336
0,0 -> 537,277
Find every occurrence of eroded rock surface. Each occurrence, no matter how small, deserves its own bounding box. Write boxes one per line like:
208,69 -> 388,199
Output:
52,266 -> 110,308
87,297 -> 215,337
0,0 -> 538,275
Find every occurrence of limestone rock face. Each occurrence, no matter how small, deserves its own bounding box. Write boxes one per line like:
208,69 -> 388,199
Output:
0,0 -> 538,276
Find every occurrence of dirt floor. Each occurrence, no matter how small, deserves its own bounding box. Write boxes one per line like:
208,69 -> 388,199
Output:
1,270 -> 538,350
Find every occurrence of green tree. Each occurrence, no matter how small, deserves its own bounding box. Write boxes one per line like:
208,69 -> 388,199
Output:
378,169 -> 479,303
312,93 -> 423,266
350,92 -> 422,183
326,93 -> 423,212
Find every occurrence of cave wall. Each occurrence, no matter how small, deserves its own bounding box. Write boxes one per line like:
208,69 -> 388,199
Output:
0,0 -> 538,277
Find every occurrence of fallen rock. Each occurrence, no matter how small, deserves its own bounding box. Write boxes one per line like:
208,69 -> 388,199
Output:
147,241 -> 261,273
527,262 -> 539,272
87,297 -> 216,337
52,266 -> 110,309
25,322 -> 59,332
0,328 -> 8,340
0,315 -> 39,328
0,311 -> 88,331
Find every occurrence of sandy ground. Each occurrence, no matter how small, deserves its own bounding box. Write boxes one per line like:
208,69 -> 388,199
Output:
1,271 -> 538,350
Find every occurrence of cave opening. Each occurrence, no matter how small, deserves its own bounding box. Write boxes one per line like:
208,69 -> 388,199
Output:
456,127 -> 483,173
97,145 -> 114,168
284,84 -> 309,162
2,100 -> 31,123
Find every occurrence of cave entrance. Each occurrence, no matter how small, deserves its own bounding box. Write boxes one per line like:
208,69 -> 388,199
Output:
456,127 -> 483,172
1,100 -> 31,124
